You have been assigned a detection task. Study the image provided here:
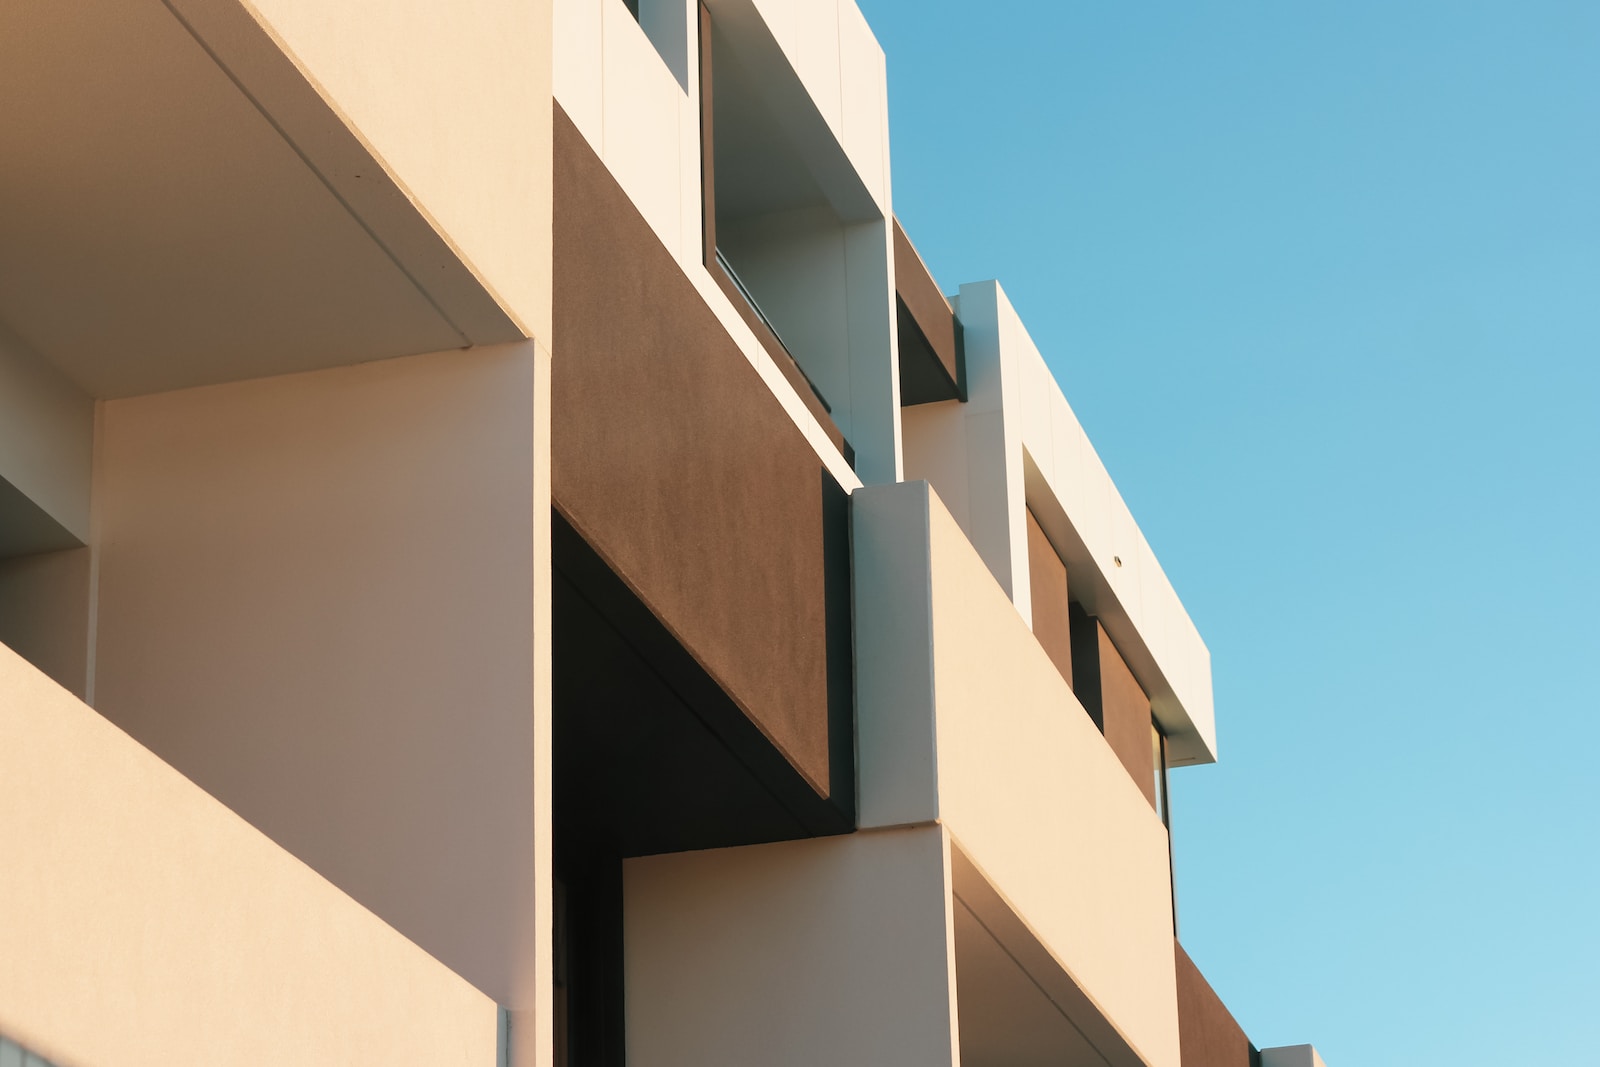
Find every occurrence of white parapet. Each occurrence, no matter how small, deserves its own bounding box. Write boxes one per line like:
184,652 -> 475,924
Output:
0,642 -> 501,1067
1261,1044 -> 1330,1067
854,479 -> 1182,1067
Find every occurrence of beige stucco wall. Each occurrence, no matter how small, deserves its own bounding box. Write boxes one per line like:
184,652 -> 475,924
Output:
854,480 -> 1180,1067
0,641 -> 500,1067
90,344 -> 549,1017
624,826 -> 959,1067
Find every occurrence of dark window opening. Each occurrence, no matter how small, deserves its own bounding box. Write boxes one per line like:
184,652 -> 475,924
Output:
1154,718 -> 1178,935
552,835 -> 626,1067
1153,719 -> 1171,831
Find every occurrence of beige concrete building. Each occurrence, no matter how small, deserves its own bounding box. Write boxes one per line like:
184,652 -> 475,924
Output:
0,1 -> 1325,1065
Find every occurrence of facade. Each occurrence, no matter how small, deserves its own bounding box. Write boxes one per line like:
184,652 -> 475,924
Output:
0,1 -> 1325,1065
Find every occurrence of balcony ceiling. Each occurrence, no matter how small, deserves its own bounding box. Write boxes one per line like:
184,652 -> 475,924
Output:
955,900 -> 1108,1067
0,0 -> 494,399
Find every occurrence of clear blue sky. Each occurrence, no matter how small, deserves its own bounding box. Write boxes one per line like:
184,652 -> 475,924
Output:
856,1 -> 1600,1062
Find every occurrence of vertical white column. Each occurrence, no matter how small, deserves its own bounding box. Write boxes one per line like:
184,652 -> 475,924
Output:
901,280 -> 1030,622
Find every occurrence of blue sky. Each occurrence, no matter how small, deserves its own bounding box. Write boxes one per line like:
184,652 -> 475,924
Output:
856,1 -> 1600,1062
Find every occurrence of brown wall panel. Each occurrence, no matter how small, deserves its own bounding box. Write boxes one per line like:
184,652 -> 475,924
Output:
1099,625 -> 1157,810
551,105 -> 847,804
1025,509 -> 1073,688
1176,942 -> 1260,1067
1070,607 -> 1158,809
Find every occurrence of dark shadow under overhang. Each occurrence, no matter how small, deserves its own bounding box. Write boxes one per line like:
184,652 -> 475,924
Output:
553,513 -> 853,857
894,218 -> 965,405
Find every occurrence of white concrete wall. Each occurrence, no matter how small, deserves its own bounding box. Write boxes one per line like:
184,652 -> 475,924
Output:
624,826 -> 959,1067
901,289 -> 1029,619
89,345 -> 551,1024
903,281 -> 1217,765
0,642 -> 501,1067
718,207 -> 901,482
0,321 -> 92,543
854,480 -> 1181,1067
553,0 -> 702,283
1261,1045 -> 1329,1067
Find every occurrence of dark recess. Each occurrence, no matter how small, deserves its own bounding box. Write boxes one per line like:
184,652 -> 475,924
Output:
892,218 -> 965,405
552,844 -> 624,1067
1069,602 -> 1105,731
553,510 -> 854,855
550,504 -> 853,1063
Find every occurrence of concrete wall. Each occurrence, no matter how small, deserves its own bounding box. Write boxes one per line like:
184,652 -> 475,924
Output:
0,642 -> 501,1067
89,345 -> 550,1022
900,309 -> 1027,617
718,206 -> 900,483
1261,1045 -> 1329,1067
623,825 -> 959,1067
854,480 -> 1181,1067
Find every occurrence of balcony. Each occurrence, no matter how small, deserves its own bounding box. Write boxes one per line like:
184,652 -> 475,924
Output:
855,480 -> 1181,1067
0,641 -> 500,1065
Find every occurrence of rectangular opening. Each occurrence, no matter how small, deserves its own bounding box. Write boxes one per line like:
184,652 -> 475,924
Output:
697,3 -> 855,464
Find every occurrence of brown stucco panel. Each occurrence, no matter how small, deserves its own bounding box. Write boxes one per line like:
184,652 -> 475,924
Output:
551,105 -> 839,797
1100,624 -> 1158,809
1176,942 -> 1260,1067
1025,508 -> 1074,688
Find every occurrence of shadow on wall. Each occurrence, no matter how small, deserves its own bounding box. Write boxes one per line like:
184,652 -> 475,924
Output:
1,1033 -> 67,1067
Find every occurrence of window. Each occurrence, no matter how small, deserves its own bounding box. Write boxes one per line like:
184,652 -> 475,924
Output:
696,3 -> 881,467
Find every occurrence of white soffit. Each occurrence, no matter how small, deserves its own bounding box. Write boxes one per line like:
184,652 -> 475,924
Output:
953,900 -> 1106,1067
0,0 -> 521,399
